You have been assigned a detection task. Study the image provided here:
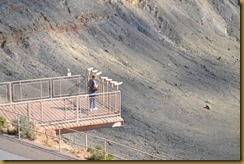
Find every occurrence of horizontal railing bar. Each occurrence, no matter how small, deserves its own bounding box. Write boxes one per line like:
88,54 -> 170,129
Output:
63,128 -> 166,160
0,82 -> 11,85
12,80 -> 49,85
0,102 -> 121,127
13,96 -> 51,102
0,107 -> 120,127
0,75 -> 82,84
41,114 -> 121,126
0,90 -> 120,106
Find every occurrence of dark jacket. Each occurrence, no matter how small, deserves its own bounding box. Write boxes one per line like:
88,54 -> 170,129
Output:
88,79 -> 97,94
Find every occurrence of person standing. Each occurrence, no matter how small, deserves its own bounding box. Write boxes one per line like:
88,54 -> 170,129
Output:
88,74 -> 98,110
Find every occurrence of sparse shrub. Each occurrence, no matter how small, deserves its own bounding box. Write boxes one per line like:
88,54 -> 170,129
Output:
87,145 -> 113,160
87,147 -> 94,153
7,127 -> 18,135
106,154 -> 113,160
12,116 -> 34,140
0,115 -> 6,130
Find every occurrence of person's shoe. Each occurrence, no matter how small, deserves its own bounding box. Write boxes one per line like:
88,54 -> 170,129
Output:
93,107 -> 98,110
90,108 -> 93,111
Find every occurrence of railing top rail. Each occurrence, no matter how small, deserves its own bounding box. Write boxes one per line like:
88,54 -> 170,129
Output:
0,75 -> 83,84
62,127 -> 167,160
0,90 -> 120,106
0,82 -> 11,85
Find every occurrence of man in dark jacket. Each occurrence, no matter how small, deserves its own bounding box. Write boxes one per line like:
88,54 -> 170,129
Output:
88,74 -> 98,110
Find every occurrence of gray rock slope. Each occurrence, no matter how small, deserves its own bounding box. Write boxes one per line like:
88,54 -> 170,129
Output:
0,0 -> 240,160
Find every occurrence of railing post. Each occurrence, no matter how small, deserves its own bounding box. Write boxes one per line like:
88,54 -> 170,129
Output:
58,125 -> 61,152
109,94 -> 111,114
106,79 -> 112,108
113,92 -> 116,114
101,77 -> 107,107
106,81 -> 109,107
76,97 -> 79,122
9,82 -> 12,104
79,76 -> 81,94
59,79 -> 62,97
27,103 -> 30,121
79,96 -> 81,113
114,92 -> 117,114
119,91 -> 121,116
87,94 -> 90,116
40,102 -> 43,124
85,132 -> 88,151
50,79 -> 52,99
102,79 -> 104,106
40,80 -> 42,99
64,99 -> 67,120
17,114 -> 20,140
20,82 -> 22,101
115,82 -> 122,115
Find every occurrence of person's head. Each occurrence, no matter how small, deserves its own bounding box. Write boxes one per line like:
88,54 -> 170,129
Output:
92,74 -> 96,79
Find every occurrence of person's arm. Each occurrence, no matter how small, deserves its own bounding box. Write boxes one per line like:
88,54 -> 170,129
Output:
94,81 -> 98,88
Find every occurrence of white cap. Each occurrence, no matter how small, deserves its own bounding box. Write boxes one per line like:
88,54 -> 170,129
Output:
87,67 -> 93,71
96,71 -> 102,76
101,76 -> 108,80
111,81 -> 117,84
115,82 -> 123,86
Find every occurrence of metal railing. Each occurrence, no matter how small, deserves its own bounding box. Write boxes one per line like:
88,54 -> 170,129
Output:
0,91 -> 121,125
0,74 -> 120,105
0,75 -> 85,104
1,110 -> 169,160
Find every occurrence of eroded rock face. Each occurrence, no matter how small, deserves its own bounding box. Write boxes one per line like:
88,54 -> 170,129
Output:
0,0 -> 240,160
32,125 -> 90,159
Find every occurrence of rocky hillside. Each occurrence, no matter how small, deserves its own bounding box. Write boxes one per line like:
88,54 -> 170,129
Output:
0,0 -> 240,160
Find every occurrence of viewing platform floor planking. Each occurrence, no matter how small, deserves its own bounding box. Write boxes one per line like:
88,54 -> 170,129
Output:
0,98 -> 124,133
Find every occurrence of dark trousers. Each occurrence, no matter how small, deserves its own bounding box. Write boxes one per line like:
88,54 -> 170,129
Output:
89,93 -> 96,109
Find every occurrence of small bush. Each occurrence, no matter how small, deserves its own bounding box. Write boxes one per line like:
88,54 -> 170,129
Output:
87,147 -> 94,154
7,128 -> 18,135
0,115 -> 6,130
12,116 -> 34,140
87,145 -> 113,160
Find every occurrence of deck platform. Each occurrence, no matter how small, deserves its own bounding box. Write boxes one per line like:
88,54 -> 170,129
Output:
0,74 -> 123,132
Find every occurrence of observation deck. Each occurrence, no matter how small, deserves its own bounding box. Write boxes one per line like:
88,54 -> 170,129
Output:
0,68 -> 124,133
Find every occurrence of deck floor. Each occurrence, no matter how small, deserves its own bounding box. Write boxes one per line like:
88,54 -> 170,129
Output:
0,97 -> 122,129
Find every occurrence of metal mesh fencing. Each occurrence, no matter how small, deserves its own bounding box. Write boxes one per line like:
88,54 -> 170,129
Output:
52,76 -> 84,97
0,83 -> 9,104
12,80 -> 50,102
0,75 -> 85,104
0,91 -> 121,125
0,74 -> 120,105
